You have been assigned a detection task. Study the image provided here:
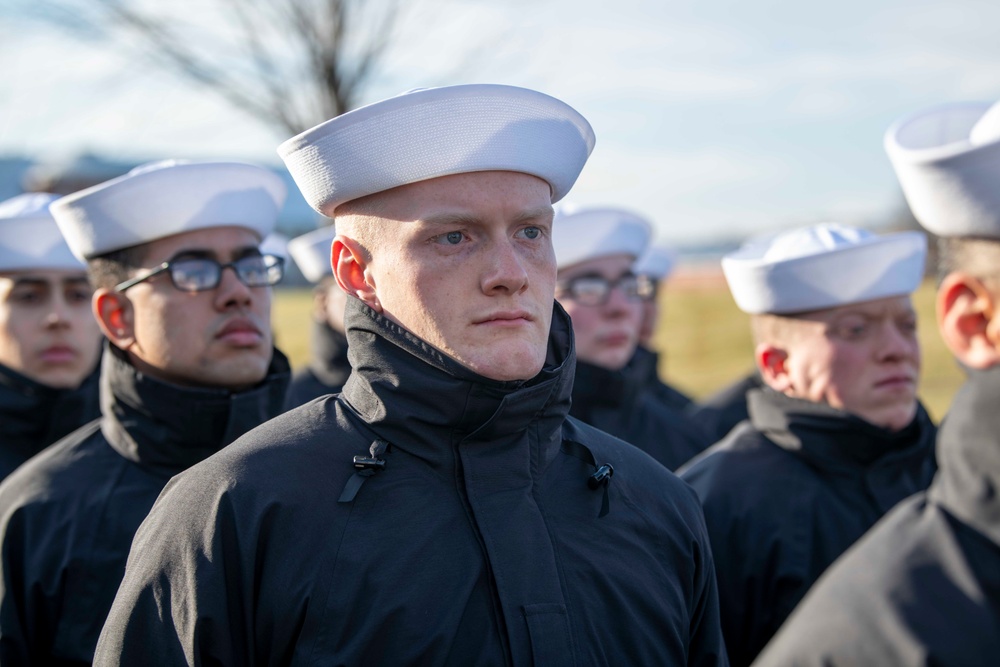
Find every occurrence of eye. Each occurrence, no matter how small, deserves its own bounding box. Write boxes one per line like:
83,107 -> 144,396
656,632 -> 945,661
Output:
66,288 -> 92,304
832,318 -> 869,340
10,289 -> 44,305
434,231 -> 466,246
519,226 -> 542,240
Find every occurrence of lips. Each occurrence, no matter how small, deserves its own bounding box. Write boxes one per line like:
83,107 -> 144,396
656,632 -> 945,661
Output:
39,345 -> 78,364
473,311 -> 534,326
598,330 -> 633,347
875,375 -> 916,389
215,318 -> 264,346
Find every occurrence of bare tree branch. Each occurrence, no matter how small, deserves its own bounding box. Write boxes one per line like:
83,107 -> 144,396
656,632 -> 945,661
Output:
18,0 -> 408,136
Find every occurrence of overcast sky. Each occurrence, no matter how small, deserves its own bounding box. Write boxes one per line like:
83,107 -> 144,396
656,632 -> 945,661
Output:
1,0 -> 997,244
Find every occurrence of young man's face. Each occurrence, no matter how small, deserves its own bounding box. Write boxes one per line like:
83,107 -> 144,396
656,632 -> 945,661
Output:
775,295 -> 921,431
113,226 -> 274,390
0,270 -> 102,388
557,254 -> 643,371
346,170 -> 556,382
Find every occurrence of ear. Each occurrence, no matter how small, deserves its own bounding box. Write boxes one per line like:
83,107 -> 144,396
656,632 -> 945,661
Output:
332,235 -> 380,312
755,342 -> 791,391
93,289 -> 136,348
937,272 -> 1000,369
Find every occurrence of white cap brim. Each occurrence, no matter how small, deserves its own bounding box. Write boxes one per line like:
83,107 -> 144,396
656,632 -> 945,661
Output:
635,245 -> 676,280
51,160 -> 287,260
279,84 -> 596,215
0,193 -> 84,272
723,229 -> 927,314
886,101 -> 1000,238
287,225 -> 337,283
553,206 -> 652,269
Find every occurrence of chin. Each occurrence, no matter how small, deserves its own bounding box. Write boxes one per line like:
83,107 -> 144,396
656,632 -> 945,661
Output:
205,354 -> 271,389
866,403 -> 919,432
471,348 -> 547,382
34,368 -> 87,390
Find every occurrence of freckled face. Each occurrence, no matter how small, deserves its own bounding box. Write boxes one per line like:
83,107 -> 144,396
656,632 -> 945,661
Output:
783,295 -> 921,431
0,270 -> 101,388
361,171 -> 556,382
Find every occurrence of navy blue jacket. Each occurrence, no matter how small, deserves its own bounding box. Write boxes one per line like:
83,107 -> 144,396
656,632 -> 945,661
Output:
284,321 -> 350,410
95,300 -> 727,666
680,388 -> 937,667
571,353 -> 711,471
756,367 -> 1000,666
0,361 -> 100,481
0,344 -> 290,666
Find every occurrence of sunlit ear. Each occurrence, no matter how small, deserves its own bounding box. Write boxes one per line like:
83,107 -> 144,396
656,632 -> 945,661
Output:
93,289 -> 135,349
332,236 -> 380,312
756,343 -> 791,391
937,272 -> 1000,369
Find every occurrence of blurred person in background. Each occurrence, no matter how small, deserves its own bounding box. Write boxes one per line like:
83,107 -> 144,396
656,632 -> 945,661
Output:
632,243 -> 695,410
0,193 -> 102,481
284,224 -> 350,409
0,160 -> 291,665
679,222 -> 937,667
554,206 -> 711,470
757,99 -> 1000,666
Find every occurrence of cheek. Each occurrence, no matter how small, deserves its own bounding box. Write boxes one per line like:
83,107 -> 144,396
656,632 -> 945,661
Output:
135,297 -> 200,361
823,347 -> 870,399
563,304 -> 598,351
69,305 -> 100,335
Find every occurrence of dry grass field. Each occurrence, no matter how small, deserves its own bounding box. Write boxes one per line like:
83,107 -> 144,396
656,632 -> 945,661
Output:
272,273 -> 967,423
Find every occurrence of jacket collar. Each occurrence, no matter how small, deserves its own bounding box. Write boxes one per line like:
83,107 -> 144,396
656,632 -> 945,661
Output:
0,360 -> 100,458
339,297 -> 575,473
930,365 -> 1000,546
571,355 -> 644,413
748,387 -> 936,469
309,320 -> 351,388
100,343 -> 291,477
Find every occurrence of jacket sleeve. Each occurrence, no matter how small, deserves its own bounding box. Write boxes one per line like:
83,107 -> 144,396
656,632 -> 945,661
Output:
683,486 -> 730,667
681,452 -> 806,667
93,475 -> 254,666
0,503 -> 36,664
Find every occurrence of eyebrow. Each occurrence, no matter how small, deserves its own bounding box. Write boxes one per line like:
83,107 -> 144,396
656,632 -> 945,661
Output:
167,246 -> 263,262
420,205 -> 555,228
12,278 -> 49,288
63,277 -> 91,286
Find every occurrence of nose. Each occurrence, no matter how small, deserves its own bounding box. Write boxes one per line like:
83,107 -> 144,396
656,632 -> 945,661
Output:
876,320 -> 918,363
213,264 -> 255,309
482,238 -> 530,295
601,280 -> 636,317
44,294 -> 72,330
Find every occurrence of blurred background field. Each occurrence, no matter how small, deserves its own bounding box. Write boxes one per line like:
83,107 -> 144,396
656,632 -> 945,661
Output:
272,273 -> 965,423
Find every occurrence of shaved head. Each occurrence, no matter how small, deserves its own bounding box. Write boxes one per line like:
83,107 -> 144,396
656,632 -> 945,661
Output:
937,236 -> 1000,289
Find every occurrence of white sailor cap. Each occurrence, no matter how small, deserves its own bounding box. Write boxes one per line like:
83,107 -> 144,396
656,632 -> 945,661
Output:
278,84 -> 596,216
50,160 -> 287,260
635,245 -> 677,281
886,101 -> 1000,238
0,193 -> 84,272
260,232 -> 289,259
553,205 -> 652,270
287,225 -> 336,283
722,223 -> 927,314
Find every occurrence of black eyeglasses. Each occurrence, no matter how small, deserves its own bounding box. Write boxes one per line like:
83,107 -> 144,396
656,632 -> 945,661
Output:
557,273 -> 648,307
115,254 -> 285,293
